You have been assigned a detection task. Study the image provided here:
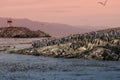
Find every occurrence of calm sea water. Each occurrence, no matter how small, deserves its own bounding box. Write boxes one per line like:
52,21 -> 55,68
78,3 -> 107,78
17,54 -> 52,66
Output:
0,53 -> 119,80
0,38 -> 119,80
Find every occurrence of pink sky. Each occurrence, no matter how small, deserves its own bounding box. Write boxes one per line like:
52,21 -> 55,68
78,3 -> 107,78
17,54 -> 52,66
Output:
0,0 -> 120,27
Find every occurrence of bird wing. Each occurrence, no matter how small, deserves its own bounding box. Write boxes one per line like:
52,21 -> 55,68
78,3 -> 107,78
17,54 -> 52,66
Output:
98,2 -> 104,6
98,0 -> 108,6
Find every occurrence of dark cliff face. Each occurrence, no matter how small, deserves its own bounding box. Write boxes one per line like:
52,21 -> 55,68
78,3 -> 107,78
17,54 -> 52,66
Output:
0,27 -> 51,38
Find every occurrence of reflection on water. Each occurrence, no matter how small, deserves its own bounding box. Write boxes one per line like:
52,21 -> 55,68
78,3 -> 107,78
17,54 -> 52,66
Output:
0,53 -> 119,80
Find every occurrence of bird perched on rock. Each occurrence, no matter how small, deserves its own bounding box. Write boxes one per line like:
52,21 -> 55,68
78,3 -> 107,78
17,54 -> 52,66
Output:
98,0 -> 108,6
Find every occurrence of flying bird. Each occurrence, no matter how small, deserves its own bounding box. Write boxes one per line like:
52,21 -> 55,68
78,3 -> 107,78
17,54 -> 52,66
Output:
98,0 -> 108,6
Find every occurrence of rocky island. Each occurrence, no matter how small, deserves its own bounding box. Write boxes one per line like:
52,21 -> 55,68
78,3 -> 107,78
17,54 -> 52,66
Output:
7,27 -> 120,61
0,27 -> 51,38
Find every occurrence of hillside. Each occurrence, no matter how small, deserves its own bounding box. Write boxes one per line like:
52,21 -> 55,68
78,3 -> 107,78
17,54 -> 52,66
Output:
0,27 -> 51,38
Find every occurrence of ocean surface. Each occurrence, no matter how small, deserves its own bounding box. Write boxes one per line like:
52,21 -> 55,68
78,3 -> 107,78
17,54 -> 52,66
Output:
0,38 -> 120,80
0,53 -> 120,80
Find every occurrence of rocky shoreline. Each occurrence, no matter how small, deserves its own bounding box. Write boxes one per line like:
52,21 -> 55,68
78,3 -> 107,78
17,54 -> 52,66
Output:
6,27 -> 120,61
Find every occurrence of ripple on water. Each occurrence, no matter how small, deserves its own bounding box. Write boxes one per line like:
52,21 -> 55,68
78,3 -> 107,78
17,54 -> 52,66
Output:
0,53 -> 120,80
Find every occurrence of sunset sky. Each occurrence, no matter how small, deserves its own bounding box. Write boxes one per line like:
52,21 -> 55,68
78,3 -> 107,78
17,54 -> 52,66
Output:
0,0 -> 120,27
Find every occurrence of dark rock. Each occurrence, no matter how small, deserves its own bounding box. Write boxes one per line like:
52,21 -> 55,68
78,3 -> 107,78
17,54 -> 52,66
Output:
102,50 -> 119,61
13,48 -> 40,56
0,27 -> 51,38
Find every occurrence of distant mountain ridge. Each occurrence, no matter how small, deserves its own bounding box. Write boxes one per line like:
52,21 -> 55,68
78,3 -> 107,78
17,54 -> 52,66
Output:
0,17 -> 118,37
0,18 -> 81,37
0,17 -> 89,37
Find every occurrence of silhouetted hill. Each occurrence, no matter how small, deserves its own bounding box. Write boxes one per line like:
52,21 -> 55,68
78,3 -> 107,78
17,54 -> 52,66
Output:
0,27 -> 51,38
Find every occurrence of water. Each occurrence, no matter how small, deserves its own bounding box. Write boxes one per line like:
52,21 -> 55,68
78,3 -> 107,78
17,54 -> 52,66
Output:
0,38 -> 44,49
0,53 -> 119,80
0,38 -> 120,80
